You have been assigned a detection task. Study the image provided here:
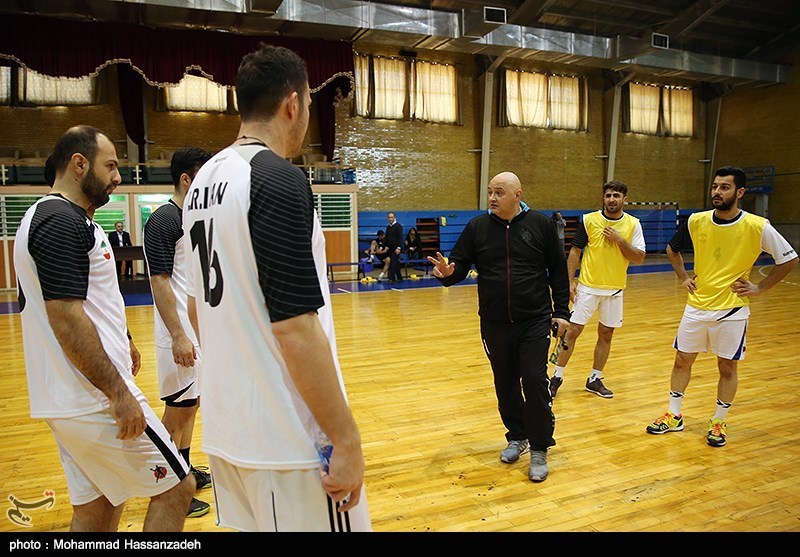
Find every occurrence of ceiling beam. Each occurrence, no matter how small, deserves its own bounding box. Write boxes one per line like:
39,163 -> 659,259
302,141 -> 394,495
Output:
507,0 -> 556,27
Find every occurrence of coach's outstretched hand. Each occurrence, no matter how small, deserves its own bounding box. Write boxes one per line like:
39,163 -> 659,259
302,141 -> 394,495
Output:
427,252 -> 455,279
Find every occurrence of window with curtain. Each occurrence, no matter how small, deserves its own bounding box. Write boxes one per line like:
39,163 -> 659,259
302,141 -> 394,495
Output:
505,70 -> 547,127
354,53 -> 370,117
0,67 -> 10,104
354,53 -> 460,124
629,82 -> 660,134
165,73 -> 229,112
503,69 -> 586,130
411,60 -> 457,124
627,81 -> 693,137
18,68 -> 95,105
372,57 -> 407,120
663,86 -> 693,137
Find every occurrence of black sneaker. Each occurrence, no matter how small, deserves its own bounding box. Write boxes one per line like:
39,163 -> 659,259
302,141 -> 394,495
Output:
191,466 -> 212,490
585,378 -> 614,398
548,376 -> 563,399
187,497 -> 210,518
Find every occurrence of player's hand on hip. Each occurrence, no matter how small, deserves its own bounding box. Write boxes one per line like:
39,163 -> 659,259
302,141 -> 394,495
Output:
682,276 -> 697,293
731,277 -> 759,297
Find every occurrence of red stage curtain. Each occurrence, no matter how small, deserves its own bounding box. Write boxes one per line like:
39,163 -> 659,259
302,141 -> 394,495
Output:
0,13 -> 353,94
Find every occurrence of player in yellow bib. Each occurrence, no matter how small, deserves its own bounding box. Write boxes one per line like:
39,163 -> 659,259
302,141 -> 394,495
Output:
549,180 -> 646,399
646,166 -> 798,447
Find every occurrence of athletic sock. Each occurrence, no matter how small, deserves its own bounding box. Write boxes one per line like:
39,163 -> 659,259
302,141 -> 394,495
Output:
669,390 -> 684,416
714,399 -> 732,421
588,369 -> 602,382
553,366 -> 565,379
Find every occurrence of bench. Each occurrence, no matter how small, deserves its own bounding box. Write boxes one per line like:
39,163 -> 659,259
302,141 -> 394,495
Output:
401,258 -> 433,278
327,261 -> 369,283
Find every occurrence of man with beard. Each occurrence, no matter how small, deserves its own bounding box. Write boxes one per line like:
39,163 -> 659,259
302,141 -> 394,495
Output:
14,125 -> 195,531
548,180 -> 646,400
646,166 -> 798,447
183,45 -> 371,531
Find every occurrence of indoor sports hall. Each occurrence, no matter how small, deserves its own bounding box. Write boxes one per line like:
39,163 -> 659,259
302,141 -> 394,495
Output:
1,1 -> 799,534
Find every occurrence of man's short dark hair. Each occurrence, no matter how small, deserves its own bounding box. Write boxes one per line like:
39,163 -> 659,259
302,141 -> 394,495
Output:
715,166 -> 747,189
44,155 -> 55,187
170,147 -> 213,187
235,44 -> 309,121
603,180 -> 628,196
50,125 -> 110,176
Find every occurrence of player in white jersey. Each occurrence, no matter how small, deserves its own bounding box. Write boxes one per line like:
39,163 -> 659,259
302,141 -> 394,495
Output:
144,147 -> 213,519
646,166 -> 798,447
14,126 -> 194,531
183,45 -> 371,532
549,181 -> 646,399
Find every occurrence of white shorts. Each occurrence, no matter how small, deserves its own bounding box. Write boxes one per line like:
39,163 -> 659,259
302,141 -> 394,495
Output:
570,288 -> 624,328
46,400 -> 189,507
156,344 -> 201,404
209,455 -> 372,532
673,314 -> 748,360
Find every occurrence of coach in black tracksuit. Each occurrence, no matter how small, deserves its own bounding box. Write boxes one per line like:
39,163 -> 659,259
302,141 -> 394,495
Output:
428,171 -> 570,482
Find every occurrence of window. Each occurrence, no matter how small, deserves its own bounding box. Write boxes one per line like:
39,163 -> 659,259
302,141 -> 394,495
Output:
505,70 -> 547,128
18,68 -> 95,105
663,86 -> 693,137
627,82 -> 693,137
354,53 -> 370,117
0,67 -> 10,104
629,82 -> 660,134
411,61 -> 458,124
165,74 -> 229,112
373,57 -> 407,120
354,53 -> 459,124
502,69 -> 587,131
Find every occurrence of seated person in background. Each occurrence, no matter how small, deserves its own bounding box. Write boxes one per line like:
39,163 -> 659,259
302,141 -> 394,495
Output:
364,230 -> 389,263
370,230 -> 392,281
405,227 -> 423,260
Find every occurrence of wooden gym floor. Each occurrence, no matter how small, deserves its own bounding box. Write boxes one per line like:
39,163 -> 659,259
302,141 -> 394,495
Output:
0,265 -> 799,533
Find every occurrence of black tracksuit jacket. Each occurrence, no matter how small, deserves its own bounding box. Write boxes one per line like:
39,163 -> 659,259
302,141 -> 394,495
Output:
439,207 -> 570,323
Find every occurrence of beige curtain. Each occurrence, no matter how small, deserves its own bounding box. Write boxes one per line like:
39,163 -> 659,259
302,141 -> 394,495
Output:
165,74 -> 227,112
0,67 -> 10,103
354,53 -> 371,117
549,75 -> 580,130
629,82 -> 660,134
373,57 -> 406,120
505,69 -> 547,128
19,68 -> 95,105
663,86 -> 693,137
411,60 -> 457,123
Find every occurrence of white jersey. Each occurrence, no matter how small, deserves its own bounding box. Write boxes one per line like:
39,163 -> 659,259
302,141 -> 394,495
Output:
143,200 -> 198,348
14,195 -> 143,418
184,142 -> 343,469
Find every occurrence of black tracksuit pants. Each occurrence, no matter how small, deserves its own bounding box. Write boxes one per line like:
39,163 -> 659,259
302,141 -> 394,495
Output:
480,317 -> 556,452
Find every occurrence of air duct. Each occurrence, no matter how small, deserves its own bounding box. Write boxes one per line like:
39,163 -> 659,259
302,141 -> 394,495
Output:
21,0 -> 794,85
461,7 -> 507,39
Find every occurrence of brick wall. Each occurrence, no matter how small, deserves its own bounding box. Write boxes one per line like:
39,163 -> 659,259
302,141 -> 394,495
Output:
1,51 -> 797,223
715,50 -> 800,224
